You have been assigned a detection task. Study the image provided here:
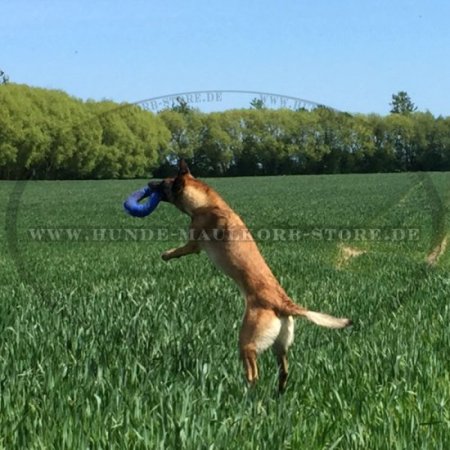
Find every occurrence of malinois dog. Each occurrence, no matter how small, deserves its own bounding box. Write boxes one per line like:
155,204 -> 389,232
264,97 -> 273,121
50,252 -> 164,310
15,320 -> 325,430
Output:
150,160 -> 351,392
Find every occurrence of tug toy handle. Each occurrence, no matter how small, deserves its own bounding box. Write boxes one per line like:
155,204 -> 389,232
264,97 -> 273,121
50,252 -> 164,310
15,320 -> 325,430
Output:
123,186 -> 161,218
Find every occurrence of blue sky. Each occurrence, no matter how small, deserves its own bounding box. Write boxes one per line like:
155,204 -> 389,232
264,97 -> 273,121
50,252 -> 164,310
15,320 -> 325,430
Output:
1,0 -> 449,115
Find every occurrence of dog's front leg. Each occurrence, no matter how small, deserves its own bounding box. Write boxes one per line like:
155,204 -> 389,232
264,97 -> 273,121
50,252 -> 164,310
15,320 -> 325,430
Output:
161,241 -> 200,261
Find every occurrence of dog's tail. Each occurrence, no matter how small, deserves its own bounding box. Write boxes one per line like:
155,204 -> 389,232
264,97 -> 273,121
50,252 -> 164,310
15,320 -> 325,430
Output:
303,310 -> 352,328
278,298 -> 352,329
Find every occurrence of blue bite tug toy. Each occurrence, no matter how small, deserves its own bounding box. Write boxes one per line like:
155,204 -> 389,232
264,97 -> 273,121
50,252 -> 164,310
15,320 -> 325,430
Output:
123,186 -> 161,218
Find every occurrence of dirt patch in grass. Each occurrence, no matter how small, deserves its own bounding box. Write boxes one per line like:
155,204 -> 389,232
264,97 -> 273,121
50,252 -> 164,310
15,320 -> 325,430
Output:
336,244 -> 366,268
426,235 -> 448,266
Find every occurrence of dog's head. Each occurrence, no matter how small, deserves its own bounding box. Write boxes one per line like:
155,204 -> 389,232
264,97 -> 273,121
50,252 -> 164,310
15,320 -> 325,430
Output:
148,160 -> 211,216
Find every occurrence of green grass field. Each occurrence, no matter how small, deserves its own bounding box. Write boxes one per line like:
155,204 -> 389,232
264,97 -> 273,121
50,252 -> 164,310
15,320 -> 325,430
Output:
1,173 -> 449,449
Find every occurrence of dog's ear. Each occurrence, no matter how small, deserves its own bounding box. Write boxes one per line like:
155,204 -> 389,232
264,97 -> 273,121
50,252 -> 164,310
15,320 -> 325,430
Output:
178,159 -> 190,176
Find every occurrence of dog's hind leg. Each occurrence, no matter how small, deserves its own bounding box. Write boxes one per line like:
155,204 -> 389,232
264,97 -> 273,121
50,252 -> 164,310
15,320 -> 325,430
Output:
274,351 -> 288,393
240,346 -> 258,384
239,308 -> 281,386
272,316 -> 294,393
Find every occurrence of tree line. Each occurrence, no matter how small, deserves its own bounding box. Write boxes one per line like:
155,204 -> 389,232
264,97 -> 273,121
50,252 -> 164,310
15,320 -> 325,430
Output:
1,83 -> 449,179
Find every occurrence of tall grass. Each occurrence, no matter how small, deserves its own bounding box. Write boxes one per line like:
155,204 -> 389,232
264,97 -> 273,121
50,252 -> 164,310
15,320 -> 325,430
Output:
0,173 -> 449,448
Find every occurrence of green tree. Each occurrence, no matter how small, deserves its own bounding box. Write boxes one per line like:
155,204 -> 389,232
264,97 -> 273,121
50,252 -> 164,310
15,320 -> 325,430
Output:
385,113 -> 415,170
158,109 -> 202,169
87,101 -> 170,178
390,91 -> 417,114
415,114 -> 450,171
2,82 -> 450,179
171,97 -> 192,115
0,84 -> 171,179
250,98 -> 265,110
193,113 -> 234,176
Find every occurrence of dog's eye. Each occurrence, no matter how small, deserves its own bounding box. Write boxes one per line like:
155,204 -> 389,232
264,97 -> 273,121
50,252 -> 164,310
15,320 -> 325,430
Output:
172,177 -> 183,195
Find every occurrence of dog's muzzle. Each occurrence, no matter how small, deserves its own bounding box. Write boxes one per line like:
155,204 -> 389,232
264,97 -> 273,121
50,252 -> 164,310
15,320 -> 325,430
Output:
148,180 -> 170,202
